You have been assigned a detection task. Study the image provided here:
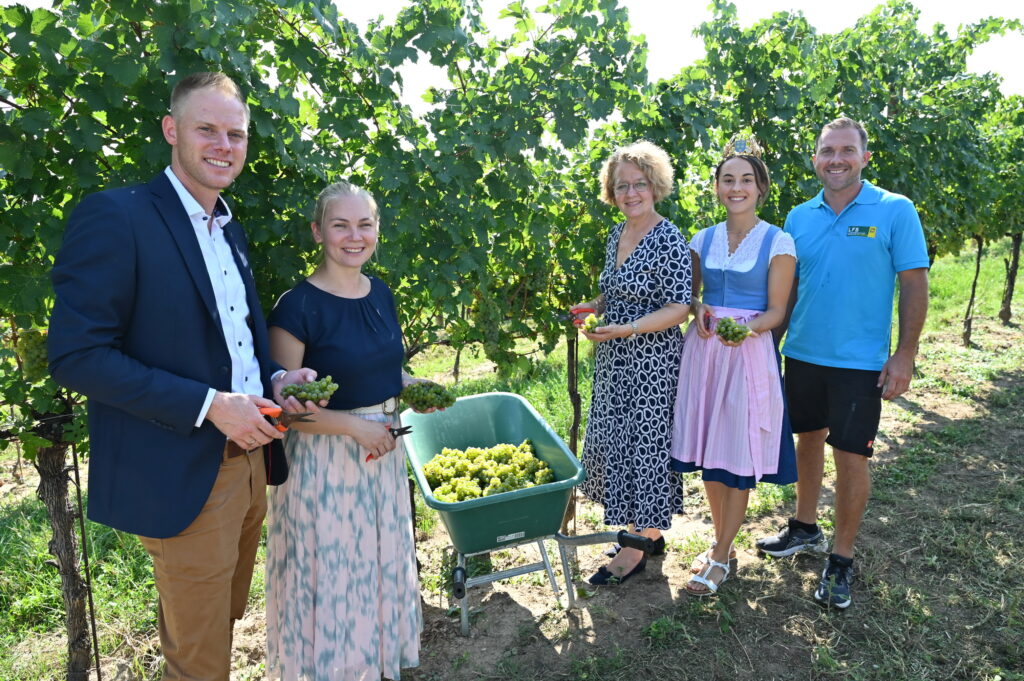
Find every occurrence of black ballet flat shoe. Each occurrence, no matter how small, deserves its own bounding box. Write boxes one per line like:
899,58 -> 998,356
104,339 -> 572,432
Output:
587,556 -> 648,586
603,535 -> 666,558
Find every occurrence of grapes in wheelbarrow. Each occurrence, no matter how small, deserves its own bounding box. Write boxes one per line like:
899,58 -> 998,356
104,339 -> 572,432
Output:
422,440 -> 555,502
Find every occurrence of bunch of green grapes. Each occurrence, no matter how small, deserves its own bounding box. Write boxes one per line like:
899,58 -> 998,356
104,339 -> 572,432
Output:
716,317 -> 750,343
432,477 -> 483,502
281,375 -> 338,402
423,440 -> 555,502
401,380 -> 455,411
582,313 -> 603,332
16,328 -> 48,384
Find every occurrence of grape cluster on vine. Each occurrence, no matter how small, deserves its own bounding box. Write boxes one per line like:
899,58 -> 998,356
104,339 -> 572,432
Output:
582,313 -> 603,332
281,375 -> 339,402
15,328 -> 48,384
422,440 -> 556,503
401,380 -> 455,411
716,317 -> 750,343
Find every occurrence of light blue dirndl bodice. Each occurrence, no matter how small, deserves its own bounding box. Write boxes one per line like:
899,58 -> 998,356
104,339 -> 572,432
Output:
699,223 -> 782,312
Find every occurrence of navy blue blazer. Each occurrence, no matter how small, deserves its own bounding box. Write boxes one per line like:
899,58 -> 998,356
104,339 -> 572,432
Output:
49,172 -> 287,538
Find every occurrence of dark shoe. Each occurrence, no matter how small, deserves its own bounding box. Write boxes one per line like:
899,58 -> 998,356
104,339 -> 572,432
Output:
756,518 -> 828,557
587,556 -> 647,585
603,535 -> 666,558
814,554 -> 854,609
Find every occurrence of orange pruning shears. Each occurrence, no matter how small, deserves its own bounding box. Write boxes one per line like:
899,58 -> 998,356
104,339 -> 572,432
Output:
564,307 -> 595,325
260,407 -> 315,432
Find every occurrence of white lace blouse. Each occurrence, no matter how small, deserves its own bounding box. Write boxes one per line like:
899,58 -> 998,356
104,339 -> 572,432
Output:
689,220 -> 797,272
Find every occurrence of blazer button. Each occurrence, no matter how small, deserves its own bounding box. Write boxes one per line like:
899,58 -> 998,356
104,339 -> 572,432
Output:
221,366 -> 229,374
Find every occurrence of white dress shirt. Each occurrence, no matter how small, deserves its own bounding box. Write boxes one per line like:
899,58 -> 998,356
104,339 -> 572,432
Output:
163,168 -> 263,426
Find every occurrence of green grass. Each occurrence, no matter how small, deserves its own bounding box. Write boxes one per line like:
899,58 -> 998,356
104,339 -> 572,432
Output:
927,236 -> 1015,329
0,494 -> 156,680
440,342 -> 596,442
748,476 -> 796,515
408,342 -> 491,382
0,497 -> 153,635
412,488 -> 438,537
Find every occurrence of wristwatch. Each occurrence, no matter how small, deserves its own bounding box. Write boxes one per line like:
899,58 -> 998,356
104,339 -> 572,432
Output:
630,321 -> 639,336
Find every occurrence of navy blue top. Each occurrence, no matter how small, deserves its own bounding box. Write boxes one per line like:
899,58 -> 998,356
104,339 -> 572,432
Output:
268,277 -> 404,410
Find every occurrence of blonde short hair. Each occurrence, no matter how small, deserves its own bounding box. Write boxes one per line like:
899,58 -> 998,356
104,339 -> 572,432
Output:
598,140 -> 674,205
312,180 -> 380,226
170,72 -> 249,123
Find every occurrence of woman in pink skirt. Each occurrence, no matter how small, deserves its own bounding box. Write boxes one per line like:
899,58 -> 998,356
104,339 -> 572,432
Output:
670,137 -> 797,596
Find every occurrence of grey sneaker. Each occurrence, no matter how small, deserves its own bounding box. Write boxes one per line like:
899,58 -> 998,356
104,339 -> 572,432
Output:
814,554 -> 854,609
756,518 -> 828,557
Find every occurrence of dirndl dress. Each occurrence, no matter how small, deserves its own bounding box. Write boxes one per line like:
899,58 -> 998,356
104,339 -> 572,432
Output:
670,221 -> 797,490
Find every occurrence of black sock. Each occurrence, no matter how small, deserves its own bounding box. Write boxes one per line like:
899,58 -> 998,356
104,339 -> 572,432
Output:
791,518 -> 818,533
829,552 -> 854,567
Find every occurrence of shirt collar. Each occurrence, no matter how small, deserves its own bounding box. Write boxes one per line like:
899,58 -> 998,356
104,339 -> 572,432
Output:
163,166 -> 232,222
810,179 -> 881,210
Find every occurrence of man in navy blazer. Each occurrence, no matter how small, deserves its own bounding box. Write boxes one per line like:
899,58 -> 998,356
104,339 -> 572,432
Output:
49,72 -> 318,681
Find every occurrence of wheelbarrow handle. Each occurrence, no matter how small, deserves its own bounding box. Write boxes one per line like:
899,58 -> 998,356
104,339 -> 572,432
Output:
452,566 -> 468,600
616,530 -> 655,553
552,530 -> 655,551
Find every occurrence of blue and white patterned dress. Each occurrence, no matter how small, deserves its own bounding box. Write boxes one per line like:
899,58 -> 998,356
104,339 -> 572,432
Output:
579,218 -> 692,530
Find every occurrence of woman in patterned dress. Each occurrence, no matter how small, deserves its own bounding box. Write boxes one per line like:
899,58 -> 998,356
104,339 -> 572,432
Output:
571,141 -> 692,585
265,181 -> 428,680
670,138 -> 797,596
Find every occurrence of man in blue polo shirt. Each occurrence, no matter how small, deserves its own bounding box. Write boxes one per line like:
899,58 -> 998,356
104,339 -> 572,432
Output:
756,117 -> 929,608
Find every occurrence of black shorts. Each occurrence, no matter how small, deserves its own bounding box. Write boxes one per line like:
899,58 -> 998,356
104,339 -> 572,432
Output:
784,357 -> 882,457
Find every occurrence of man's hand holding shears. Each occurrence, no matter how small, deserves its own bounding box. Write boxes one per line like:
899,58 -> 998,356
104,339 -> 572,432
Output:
260,406 -> 316,432
207,368 -> 326,452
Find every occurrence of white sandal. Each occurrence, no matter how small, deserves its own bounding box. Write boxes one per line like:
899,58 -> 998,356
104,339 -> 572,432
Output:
685,557 -> 731,597
690,542 -> 738,574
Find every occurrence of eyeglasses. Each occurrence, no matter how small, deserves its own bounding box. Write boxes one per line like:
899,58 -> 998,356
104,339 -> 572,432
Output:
613,181 -> 650,195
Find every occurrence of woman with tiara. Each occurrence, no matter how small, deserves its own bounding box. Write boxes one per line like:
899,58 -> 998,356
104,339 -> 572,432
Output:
670,137 -> 798,596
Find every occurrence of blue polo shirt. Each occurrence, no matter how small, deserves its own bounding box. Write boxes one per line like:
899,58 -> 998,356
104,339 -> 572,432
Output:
782,180 -> 929,371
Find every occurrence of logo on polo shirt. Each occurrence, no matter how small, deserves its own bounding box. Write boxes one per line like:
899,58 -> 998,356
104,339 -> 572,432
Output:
847,225 -> 877,238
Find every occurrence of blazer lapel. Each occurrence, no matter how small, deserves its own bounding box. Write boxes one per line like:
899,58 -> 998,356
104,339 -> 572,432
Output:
148,174 -> 221,324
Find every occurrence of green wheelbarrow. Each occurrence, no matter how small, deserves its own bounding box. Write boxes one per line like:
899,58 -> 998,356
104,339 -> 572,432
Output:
402,392 -> 652,635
